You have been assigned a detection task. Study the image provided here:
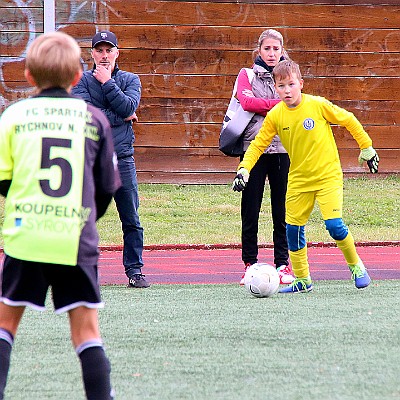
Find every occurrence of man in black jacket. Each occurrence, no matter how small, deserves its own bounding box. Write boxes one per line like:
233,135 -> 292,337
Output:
72,30 -> 150,288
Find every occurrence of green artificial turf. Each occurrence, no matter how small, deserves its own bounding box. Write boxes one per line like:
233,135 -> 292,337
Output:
5,281 -> 400,400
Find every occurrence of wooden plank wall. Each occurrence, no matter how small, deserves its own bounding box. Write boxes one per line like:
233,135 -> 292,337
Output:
0,0 -> 399,183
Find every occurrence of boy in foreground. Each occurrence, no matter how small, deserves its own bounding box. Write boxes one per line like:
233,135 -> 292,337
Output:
0,32 -> 120,399
233,60 -> 379,293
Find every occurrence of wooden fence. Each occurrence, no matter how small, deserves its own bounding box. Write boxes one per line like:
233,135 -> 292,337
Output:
1,0 -> 399,183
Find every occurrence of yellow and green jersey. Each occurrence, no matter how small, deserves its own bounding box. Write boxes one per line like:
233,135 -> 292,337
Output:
239,94 -> 372,192
0,89 -> 120,266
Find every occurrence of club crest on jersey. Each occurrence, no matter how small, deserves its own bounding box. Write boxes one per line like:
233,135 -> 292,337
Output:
303,118 -> 315,130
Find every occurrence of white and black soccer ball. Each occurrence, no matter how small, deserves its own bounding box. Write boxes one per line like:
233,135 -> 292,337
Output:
244,263 -> 280,298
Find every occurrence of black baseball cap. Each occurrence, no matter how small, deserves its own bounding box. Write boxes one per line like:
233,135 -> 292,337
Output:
92,30 -> 118,48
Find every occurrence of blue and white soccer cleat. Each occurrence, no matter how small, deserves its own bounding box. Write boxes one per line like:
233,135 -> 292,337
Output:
349,261 -> 371,289
279,277 -> 313,293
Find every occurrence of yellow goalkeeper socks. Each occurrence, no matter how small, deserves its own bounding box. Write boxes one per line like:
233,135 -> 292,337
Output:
289,247 -> 310,279
335,231 -> 359,266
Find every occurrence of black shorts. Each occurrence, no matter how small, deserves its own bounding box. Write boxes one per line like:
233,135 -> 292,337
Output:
0,255 -> 103,314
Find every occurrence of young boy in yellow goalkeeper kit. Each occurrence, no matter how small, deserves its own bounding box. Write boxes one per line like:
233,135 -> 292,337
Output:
233,60 -> 379,293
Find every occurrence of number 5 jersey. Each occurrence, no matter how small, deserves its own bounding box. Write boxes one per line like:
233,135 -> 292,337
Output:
0,89 -> 121,266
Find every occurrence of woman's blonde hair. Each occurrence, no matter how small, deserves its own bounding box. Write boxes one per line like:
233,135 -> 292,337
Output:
26,31 -> 82,89
253,29 -> 289,61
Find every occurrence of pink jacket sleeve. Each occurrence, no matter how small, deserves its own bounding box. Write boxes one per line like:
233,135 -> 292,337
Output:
236,68 -> 280,116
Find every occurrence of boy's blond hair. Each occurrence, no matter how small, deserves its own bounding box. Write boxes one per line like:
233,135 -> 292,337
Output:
273,60 -> 302,82
26,31 -> 81,90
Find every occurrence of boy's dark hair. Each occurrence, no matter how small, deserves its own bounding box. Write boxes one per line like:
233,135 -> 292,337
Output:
273,60 -> 302,82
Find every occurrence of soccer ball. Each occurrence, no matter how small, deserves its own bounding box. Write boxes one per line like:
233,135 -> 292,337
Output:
244,263 -> 280,298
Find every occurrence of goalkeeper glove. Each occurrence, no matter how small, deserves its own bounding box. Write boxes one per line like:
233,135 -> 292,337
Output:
232,168 -> 249,192
358,146 -> 379,174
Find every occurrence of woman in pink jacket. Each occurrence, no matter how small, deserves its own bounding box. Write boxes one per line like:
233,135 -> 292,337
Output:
236,29 -> 294,285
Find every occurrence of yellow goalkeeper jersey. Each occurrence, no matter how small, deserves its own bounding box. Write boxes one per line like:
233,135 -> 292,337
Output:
239,94 -> 372,192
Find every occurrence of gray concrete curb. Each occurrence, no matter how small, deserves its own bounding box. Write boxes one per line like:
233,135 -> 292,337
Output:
1,241 -> 399,255
98,241 -> 400,252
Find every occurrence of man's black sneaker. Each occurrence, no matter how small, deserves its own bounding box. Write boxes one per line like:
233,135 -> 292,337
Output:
127,274 -> 151,288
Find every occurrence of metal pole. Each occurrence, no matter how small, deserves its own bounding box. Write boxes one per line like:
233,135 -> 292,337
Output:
43,0 -> 56,33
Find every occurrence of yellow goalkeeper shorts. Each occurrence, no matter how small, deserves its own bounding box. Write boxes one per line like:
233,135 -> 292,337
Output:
286,185 -> 343,226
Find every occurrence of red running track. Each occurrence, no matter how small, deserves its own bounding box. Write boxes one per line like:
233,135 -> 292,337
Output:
1,244 -> 399,285
98,245 -> 400,285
